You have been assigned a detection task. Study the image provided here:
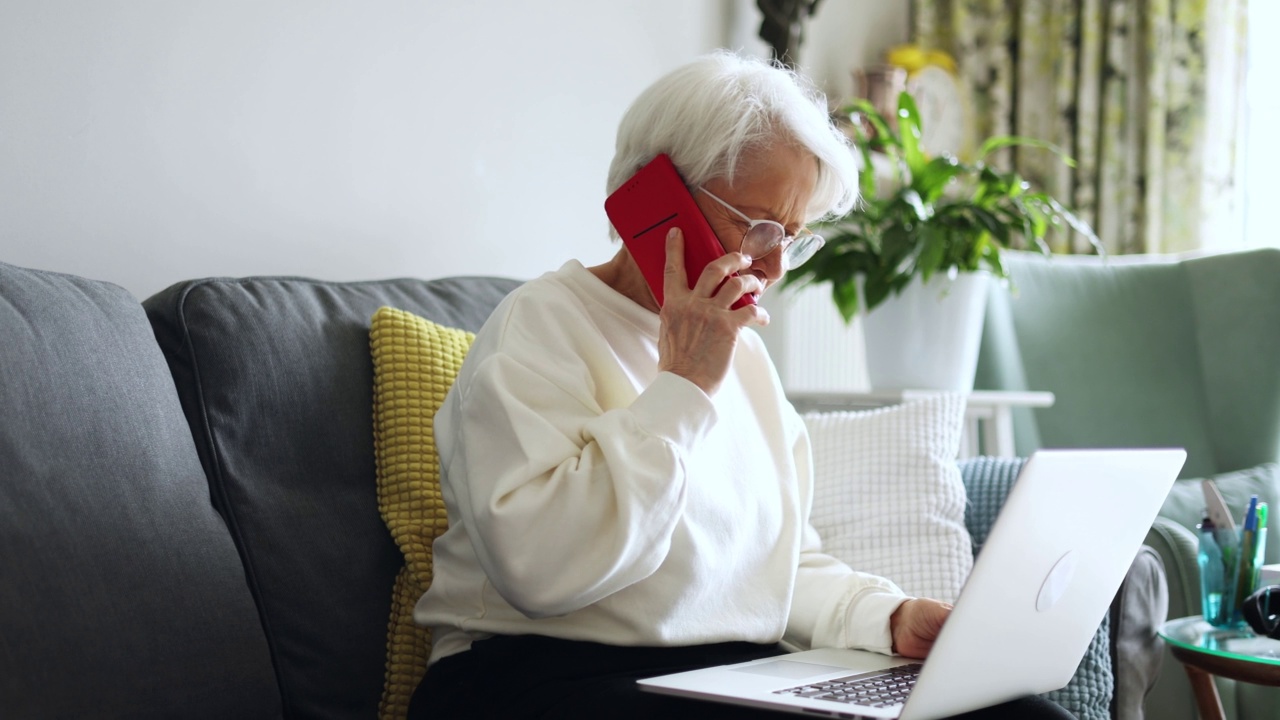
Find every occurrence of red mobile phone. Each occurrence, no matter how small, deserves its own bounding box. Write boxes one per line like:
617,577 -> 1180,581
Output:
604,154 -> 754,309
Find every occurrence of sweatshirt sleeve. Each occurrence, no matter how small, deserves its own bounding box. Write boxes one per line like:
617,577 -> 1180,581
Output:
782,412 -> 910,655
441,347 -> 717,620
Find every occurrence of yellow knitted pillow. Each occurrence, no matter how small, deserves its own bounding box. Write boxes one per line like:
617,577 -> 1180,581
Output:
370,306 -> 474,720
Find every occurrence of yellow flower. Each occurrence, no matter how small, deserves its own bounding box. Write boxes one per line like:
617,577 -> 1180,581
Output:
886,44 -> 928,73
886,44 -> 958,75
925,50 -> 957,74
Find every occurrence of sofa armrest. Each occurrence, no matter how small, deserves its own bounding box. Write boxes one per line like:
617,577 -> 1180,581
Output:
1142,517 -> 1210,720
1143,517 -> 1199,622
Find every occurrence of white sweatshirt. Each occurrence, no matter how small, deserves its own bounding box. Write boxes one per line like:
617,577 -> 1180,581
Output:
416,260 -> 908,664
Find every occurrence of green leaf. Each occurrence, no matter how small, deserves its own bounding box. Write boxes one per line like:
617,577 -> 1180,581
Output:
897,92 -> 926,177
913,155 -> 964,202
848,122 -> 879,199
841,99 -> 899,151
967,230 -> 991,268
973,166 -> 1009,204
1038,195 -> 1105,255
1007,197 -> 1051,254
863,272 -> 894,313
985,245 -> 1007,278
859,226 -> 882,255
901,189 -> 932,222
916,225 -> 946,281
1018,197 -> 1049,238
879,224 -> 916,268
832,277 -> 860,322
967,207 -> 1008,246
977,135 -> 1077,167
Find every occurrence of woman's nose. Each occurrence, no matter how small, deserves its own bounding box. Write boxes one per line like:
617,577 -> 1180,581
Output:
755,248 -> 786,284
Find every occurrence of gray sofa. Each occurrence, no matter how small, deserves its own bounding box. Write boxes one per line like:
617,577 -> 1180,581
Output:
1,260 -> 518,718
0,259 -> 1164,718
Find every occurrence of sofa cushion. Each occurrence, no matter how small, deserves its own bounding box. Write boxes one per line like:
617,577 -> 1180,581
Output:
144,275 -> 520,720
803,394 -> 973,603
370,307 -> 474,719
0,261 -> 279,718
1158,462 -> 1280,564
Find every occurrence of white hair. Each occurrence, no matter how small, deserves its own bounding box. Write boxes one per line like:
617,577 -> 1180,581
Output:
606,50 -> 858,240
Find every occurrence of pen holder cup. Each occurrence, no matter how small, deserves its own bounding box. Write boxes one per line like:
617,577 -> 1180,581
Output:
1199,525 -> 1268,629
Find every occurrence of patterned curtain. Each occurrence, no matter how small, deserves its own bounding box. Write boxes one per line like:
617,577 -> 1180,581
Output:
911,0 -> 1248,254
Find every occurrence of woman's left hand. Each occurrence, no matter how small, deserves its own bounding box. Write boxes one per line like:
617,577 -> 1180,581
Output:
889,598 -> 952,659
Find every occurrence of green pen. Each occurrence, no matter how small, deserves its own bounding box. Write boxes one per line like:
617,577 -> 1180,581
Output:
1258,501 -> 1269,587
1260,503 -> 1271,628
1234,496 -> 1260,622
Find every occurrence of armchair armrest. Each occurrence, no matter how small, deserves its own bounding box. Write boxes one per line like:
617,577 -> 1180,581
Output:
1143,516 -> 1199,622
1142,516 -> 1211,720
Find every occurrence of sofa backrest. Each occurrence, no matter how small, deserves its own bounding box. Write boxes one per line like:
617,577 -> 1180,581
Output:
143,275 -> 520,719
975,248 -> 1280,478
0,261 -> 280,718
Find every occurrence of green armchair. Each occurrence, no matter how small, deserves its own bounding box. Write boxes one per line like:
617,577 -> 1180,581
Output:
974,248 -> 1280,720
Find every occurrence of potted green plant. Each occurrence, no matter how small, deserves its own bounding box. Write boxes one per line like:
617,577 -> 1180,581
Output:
780,90 -> 1102,391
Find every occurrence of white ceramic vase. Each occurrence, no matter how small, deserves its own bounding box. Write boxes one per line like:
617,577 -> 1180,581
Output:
861,271 -> 991,392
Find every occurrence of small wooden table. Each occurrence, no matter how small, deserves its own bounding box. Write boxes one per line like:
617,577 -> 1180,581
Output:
1158,616 -> 1280,720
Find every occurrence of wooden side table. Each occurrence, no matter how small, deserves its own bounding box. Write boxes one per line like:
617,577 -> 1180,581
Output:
787,390 -> 1054,458
1158,616 -> 1280,720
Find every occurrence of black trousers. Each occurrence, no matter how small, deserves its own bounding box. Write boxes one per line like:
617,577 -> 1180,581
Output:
408,635 -> 1075,720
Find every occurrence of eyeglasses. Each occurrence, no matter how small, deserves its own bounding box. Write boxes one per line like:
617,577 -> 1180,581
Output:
698,187 -> 824,270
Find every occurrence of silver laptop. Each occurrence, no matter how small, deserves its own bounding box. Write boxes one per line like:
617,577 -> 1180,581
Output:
639,448 -> 1186,720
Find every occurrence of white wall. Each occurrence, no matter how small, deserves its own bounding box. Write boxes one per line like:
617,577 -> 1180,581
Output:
0,1 -> 906,300
748,0 -> 910,104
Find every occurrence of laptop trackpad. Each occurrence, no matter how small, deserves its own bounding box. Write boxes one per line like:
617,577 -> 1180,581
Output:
731,659 -> 848,680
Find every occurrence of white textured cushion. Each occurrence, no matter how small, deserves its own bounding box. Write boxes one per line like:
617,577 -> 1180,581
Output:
804,394 -> 971,603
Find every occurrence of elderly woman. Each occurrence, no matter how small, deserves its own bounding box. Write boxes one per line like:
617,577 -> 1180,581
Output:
409,52 -> 1071,720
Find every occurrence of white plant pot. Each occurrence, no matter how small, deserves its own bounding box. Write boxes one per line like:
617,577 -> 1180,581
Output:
757,282 -> 870,393
861,272 -> 991,392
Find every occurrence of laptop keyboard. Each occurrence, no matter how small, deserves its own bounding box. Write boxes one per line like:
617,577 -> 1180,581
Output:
773,663 -> 923,708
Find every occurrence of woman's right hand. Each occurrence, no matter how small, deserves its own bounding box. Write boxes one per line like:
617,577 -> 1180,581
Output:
890,598 -> 953,659
657,228 -> 769,395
